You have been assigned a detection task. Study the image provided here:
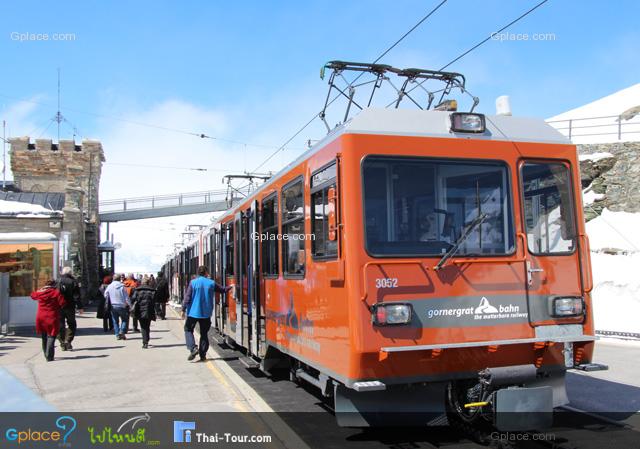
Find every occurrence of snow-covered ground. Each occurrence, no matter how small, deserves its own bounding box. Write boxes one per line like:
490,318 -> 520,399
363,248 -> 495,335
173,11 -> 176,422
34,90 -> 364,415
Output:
547,83 -> 640,144
586,209 -> 640,333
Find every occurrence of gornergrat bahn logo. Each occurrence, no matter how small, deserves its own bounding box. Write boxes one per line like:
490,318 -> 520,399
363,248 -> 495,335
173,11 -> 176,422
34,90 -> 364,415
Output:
425,296 -> 528,324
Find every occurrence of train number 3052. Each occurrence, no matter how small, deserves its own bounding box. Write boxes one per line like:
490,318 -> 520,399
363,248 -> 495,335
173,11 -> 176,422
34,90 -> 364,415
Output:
375,278 -> 398,288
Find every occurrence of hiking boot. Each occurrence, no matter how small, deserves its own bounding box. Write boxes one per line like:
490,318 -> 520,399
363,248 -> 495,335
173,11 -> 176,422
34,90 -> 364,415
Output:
142,343 -> 148,349
187,348 -> 199,361
60,343 -> 68,351
199,355 -> 206,362
66,343 -> 73,351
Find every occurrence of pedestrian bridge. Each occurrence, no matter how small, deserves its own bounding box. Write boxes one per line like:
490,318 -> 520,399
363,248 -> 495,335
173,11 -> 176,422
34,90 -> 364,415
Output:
98,189 -> 244,222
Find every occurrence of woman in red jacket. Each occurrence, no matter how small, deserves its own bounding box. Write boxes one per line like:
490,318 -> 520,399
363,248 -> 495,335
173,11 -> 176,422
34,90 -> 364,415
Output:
31,280 -> 67,361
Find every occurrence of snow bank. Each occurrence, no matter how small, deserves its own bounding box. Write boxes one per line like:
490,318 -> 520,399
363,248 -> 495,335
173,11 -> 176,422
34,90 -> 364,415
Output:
586,209 -> 640,252
547,83 -> 640,144
585,209 -> 640,333
0,199 -> 61,216
590,252 -> 640,333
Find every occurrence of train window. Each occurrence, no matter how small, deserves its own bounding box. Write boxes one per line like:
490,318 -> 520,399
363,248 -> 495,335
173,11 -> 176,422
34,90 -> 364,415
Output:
362,156 -> 515,257
282,178 -> 305,277
311,163 -> 338,259
522,162 -> 576,254
261,194 -> 279,277
225,223 -> 234,276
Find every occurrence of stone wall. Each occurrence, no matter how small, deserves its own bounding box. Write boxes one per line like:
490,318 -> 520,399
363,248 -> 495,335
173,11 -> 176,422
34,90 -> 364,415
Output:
578,142 -> 640,220
8,137 -> 105,296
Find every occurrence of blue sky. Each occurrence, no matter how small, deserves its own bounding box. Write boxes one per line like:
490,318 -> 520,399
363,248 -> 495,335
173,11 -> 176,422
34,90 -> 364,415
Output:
1,0 -> 638,270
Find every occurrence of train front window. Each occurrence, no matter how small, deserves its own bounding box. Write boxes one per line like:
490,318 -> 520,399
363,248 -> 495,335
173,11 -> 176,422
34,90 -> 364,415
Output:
521,162 -> 576,254
362,156 -> 515,257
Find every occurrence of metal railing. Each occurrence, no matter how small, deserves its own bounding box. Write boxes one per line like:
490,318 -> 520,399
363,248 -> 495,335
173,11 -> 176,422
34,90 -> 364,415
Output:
99,189 -> 232,213
546,114 -> 640,141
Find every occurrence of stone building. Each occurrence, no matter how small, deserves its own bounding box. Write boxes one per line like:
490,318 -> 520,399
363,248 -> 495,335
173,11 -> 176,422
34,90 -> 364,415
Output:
6,137 -> 105,296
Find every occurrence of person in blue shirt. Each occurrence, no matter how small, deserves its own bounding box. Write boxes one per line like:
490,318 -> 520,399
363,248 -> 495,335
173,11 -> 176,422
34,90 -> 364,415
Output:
182,265 -> 233,362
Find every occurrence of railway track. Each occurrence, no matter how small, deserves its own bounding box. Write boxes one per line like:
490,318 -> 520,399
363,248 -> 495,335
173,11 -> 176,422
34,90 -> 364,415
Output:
208,330 -> 639,449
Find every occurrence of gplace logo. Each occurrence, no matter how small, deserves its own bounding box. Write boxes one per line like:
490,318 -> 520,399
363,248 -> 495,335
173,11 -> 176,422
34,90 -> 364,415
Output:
5,415 -> 76,444
173,421 -> 196,443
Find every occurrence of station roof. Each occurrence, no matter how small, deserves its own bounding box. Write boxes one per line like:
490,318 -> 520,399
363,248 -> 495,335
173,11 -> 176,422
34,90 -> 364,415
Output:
0,192 -> 65,211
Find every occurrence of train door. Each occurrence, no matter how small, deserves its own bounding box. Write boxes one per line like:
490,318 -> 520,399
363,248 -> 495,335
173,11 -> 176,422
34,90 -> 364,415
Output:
220,223 -> 229,334
234,212 -> 244,345
249,200 -> 260,356
520,160 -> 584,326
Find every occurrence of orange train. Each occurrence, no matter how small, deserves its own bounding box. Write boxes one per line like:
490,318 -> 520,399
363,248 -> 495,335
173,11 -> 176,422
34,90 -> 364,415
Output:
164,99 -> 603,430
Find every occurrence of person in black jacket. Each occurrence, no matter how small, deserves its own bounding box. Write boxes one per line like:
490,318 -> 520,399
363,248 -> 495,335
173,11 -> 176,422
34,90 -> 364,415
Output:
153,272 -> 170,320
96,274 -> 114,332
130,278 -> 156,349
57,266 -> 83,351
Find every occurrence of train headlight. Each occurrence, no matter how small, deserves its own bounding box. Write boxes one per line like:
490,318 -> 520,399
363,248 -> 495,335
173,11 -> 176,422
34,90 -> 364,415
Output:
551,296 -> 584,317
450,112 -> 486,133
373,303 -> 412,325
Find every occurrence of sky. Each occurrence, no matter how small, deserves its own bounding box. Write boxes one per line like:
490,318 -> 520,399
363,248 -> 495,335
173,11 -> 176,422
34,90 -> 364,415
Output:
1,0 -> 639,271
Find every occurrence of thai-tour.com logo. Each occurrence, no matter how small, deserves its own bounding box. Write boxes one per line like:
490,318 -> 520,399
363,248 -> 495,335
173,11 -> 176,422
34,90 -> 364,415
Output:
4,415 -> 76,445
173,421 -> 196,443
87,413 -> 159,445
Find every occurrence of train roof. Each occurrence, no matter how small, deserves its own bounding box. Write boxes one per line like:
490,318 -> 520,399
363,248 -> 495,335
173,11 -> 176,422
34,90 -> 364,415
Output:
209,108 -> 570,225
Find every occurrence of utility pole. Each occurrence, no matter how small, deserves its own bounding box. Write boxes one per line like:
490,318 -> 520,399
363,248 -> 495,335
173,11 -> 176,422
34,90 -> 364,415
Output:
55,68 -> 62,142
2,120 -> 6,190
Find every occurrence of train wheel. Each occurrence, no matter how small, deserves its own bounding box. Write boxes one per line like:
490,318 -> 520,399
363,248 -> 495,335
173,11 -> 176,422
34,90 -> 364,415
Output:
446,380 -> 493,445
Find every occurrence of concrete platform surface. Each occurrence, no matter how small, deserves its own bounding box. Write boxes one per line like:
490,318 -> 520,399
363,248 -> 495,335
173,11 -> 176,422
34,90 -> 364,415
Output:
0,309 -> 250,412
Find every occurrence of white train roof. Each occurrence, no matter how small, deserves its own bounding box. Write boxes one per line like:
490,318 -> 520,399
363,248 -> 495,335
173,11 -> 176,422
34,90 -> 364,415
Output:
214,108 -> 569,223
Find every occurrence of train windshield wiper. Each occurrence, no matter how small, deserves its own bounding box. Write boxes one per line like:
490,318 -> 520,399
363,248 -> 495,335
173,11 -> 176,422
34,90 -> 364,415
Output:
434,213 -> 487,271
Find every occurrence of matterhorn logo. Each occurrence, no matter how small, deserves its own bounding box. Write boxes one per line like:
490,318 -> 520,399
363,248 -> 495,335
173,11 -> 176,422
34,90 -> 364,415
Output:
475,297 -> 499,314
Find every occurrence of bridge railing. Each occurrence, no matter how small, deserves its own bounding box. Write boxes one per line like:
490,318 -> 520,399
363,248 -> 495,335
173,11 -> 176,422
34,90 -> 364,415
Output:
99,189 -> 232,213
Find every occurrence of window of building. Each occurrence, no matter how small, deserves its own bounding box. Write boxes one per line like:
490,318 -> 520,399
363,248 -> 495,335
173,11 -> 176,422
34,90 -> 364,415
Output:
261,193 -> 279,276
0,243 -> 55,297
522,162 -> 576,254
282,178 -> 305,277
311,163 -> 338,259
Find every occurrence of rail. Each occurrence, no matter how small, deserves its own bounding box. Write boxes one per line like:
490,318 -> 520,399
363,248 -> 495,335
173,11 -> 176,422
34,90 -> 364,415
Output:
546,114 -> 640,142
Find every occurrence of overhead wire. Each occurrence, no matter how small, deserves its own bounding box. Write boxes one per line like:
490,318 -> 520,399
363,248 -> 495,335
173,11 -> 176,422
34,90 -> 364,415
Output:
251,0 -> 450,173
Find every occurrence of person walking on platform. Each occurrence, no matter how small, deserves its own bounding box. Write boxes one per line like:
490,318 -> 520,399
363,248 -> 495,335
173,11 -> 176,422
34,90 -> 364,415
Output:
182,266 -> 232,362
57,266 -> 82,351
123,274 -> 139,332
104,274 -> 132,340
31,280 -> 67,361
96,274 -> 114,332
131,278 -> 156,349
149,274 -> 157,289
154,272 -> 170,320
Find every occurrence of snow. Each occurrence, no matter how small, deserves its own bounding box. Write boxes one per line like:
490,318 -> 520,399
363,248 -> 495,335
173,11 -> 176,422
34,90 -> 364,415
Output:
585,210 -> 640,334
590,252 -> 640,334
0,199 -> 62,216
546,83 -> 640,144
0,232 -> 58,241
578,152 -> 614,162
583,188 -> 605,206
586,209 -> 640,252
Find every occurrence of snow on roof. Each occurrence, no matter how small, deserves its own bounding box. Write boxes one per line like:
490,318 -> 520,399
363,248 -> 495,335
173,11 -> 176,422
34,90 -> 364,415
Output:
0,199 -> 62,217
546,83 -> 640,144
0,232 -> 58,242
